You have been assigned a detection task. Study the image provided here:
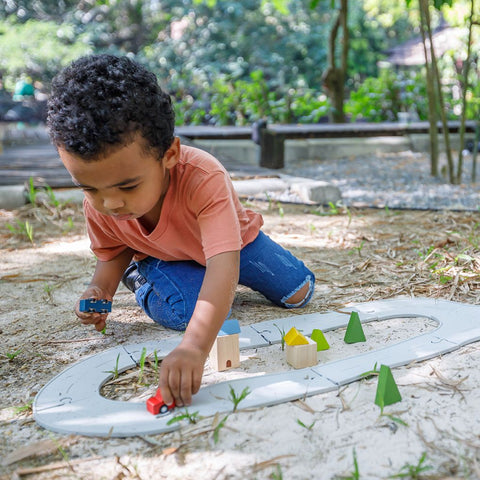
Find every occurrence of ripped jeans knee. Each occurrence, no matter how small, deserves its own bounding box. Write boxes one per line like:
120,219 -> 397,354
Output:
239,232 -> 316,309
281,274 -> 315,309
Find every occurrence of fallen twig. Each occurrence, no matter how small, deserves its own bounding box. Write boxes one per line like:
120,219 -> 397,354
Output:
11,456 -> 101,478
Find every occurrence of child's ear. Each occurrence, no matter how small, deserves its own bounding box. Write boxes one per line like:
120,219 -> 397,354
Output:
163,137 -> 180,169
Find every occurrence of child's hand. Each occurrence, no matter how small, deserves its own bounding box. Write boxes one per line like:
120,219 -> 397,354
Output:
75,286 -> 112,332
158,341 -> 207,407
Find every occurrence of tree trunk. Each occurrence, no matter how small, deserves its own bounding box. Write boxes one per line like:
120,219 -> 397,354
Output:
322,0 -> 348,123
456,0 -> 475,183
472,122 -> 480,182
419,0 -> 439,177
422,0 -> 455,183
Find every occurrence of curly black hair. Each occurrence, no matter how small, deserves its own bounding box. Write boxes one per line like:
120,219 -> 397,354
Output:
47,54 -> 175,160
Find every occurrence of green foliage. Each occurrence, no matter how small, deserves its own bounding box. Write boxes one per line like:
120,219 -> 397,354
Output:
137,347 -> 147,385
14,399 -> 34,415
175,70 -> 331,126
346,69 -> 429,122
142,0 -> 331,92
26,177 -> 37,205
167,409 -> 200,425
0,0 -> 77,21
297,418 -> 316,430
212,414 -> 229,443
335,448 -> 360,480
273,324 -> 287,351
228,385 -> 251,412
0,0 -> 475,128
6,219 -> 34,243
4,349 -> 22,361
390,452 -> 433,479
381,413 -> 408,427
0,19 -> 91,88
104,353 -> 121,380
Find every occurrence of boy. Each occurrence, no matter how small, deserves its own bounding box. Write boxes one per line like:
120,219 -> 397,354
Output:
47,54 -> 315,408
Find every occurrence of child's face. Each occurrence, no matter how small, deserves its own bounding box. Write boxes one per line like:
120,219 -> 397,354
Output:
59,136 -> 179,226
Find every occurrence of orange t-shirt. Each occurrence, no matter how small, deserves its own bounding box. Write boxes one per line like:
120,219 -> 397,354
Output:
84,145 -> 263,265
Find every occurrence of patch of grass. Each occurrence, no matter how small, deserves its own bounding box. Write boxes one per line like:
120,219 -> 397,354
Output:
389,452 -> 433,479
6,219 -> 34,243
14,399 -> 33,415
270,464 -> 283,480
62,216 -> 75,233
26,177 -> 38,205
311,202 -> 352,224
167,409 -> 200,425
43,283 -> 56,304
381,413 -> 408,427
335,448 -> 360,480
44,185 -> 61,207
360,362 -> 380,379
137,347 -> 148,385
3,349 -> 22,361
297,418 -> 316,430
265,193 -> 285,217
228,385 -> 251,412
312,201 -> 340,216
212,414 -> 229,444
105,353 -> 121,379
348,240 -> 365,257
273,324 -> 286,351
151,350 -> 160,378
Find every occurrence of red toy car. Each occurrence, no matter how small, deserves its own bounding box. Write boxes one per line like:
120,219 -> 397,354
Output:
146,388 -> 175,415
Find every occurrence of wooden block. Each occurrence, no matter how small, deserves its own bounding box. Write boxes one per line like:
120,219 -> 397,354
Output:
286,337 -> 317,369
209,333 -> 240,371
219,319 -> 241,336
311,328 -> 330,351
284,327 -> 308,346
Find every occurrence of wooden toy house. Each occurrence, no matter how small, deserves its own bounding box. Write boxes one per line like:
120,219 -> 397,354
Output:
209,319 -> 241,371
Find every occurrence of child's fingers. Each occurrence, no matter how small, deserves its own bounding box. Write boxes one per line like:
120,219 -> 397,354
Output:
77,311 -> 108,330
192,369 -> 202,396
180,372 -> 193,406
167,369 -> 183,406
77,310 -> 102,321
159,369 -> 174,406
93,318 -> 106,331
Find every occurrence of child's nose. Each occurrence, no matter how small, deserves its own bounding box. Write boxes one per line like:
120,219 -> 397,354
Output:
103,195 -> 124,211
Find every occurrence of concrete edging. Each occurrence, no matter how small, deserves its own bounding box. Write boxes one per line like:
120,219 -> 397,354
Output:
0,187 -> 87,210
0,176 -> 341,211
0,185 -> 27,209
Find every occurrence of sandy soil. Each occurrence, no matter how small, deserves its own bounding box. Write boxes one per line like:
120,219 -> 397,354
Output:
1,198 -> 480,479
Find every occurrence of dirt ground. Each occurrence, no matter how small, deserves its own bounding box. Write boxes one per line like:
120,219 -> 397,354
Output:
1,197 -> 480,479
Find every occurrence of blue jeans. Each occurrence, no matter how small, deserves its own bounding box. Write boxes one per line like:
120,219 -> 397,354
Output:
135,231 -> 315,330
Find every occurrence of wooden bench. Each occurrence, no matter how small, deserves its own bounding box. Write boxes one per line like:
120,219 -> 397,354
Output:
175,125 -> 252,140
256,120 -> 478,169
177,121 -> 477,169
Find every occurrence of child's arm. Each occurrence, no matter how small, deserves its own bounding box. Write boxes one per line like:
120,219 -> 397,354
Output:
159,249 -> 240,406
76,248 -> 134,332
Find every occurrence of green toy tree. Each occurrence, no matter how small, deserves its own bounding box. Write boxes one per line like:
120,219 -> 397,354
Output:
344,311 -> 366,343
374,364 -> 402,410
311,329 -> 330,351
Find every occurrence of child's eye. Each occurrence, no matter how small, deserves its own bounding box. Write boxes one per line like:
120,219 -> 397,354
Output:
120,185 -> 138,191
